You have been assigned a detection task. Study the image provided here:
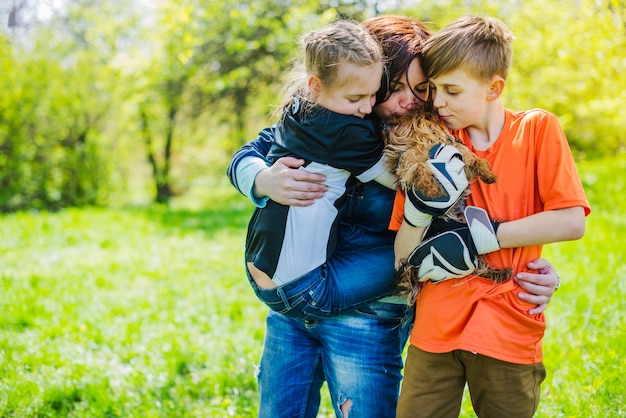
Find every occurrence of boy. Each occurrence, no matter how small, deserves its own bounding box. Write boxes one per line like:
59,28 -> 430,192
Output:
394,15 -> 591,417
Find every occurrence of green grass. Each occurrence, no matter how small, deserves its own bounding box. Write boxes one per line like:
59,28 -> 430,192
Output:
1,158 -> 625,417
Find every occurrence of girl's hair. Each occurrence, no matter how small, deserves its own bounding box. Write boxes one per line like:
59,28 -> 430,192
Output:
422,15 -> 514,82
279,20 -> 383,113
361,15 -> 432,104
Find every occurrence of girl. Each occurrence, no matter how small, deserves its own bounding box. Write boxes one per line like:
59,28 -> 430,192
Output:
245,20 -> 412,319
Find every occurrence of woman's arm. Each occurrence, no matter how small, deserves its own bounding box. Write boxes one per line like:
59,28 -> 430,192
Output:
226,126 -> 327,207
514,258 -> 560,315
227,127 -> 274,196
254,157 -> 327,206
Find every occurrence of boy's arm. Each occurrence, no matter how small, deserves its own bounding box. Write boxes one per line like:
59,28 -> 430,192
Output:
493,109 -> 589,248
496,206 -> 586,248
394,220 -> 426,270
405,205 -> 585,285
462,206 -> 585,255
389,144 -> 472,271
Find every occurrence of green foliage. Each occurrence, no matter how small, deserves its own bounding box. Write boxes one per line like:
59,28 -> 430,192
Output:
0,179 -> 261,417
0,35 -> 110,212
2,0 -> 626,209
187,0 -> 341,147
505,0 -> 626,157
0,156 -> 624,417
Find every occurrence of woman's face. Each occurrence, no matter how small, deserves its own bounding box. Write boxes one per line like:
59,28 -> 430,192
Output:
373,58 -> 429,121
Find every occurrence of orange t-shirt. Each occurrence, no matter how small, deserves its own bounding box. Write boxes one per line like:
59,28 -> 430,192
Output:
391,108 -> 591,364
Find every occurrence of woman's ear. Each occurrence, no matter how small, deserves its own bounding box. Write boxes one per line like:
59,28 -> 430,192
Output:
487,76 -> 506,101
308,75 -> 321,98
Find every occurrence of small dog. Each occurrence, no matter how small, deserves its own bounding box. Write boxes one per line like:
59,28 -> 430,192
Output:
384,106 -> 512,298
384,106 -> 497,201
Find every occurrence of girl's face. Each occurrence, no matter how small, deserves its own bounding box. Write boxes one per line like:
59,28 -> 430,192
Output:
373,58 -> 430,121
314,62 -> 383,119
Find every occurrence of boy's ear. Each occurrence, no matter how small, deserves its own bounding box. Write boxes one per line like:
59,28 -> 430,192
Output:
308,75 -> 322,98
487,76 -> 506,101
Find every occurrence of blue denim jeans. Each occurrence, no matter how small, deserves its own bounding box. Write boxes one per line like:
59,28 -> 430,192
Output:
257,300 -> 414,418
247,242 -> 398,320
252,179 -> 408,416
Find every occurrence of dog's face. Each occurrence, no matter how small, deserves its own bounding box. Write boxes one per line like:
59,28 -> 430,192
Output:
384,106 -> 452,149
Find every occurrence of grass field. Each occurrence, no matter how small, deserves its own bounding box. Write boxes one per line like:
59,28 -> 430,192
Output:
1,157 -> 625,417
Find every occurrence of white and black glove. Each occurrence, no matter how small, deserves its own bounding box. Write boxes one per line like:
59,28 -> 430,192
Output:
403,144 -> 469,227
407,206 -> 501,283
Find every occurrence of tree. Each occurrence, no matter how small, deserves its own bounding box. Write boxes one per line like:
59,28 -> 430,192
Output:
131,0 -> 342,203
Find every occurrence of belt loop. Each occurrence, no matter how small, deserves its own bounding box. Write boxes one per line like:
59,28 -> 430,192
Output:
276,286 -> 291,309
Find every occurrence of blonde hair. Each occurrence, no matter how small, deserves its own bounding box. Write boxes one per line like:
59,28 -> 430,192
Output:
279,20 -> 383,113
422,15 -> 514,82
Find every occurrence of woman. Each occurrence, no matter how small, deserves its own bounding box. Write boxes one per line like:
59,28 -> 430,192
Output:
227,15 -> 560,418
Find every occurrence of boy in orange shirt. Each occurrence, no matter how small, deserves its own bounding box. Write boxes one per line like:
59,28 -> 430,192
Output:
394,16 -> 591,417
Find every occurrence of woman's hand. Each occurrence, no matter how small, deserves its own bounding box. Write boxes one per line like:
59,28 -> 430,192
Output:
253,157 -> 328,206
514,258 -> 560,315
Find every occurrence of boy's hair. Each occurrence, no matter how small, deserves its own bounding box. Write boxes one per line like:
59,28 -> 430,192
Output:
279,20 -> 383,111
422,15 -> 514,82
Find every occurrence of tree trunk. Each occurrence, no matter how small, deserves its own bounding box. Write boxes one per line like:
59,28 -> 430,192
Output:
140,107 -> 174,204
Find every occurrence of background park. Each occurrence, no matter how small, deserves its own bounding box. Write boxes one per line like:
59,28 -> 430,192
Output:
0,0 -> 625,416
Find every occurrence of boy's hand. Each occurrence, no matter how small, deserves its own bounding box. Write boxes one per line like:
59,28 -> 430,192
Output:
464,206 -> 501,254
404,144 -> 469,225
407,230 -> 478,283
407,207 -> 500,283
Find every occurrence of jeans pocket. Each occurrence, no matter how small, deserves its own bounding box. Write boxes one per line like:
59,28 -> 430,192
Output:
299,267 -> 333,317
254,287 -> 291,314
355,301 -> 412,322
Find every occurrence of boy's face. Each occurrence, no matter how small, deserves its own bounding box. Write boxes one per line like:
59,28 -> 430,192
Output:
429,68 -> 491,131
315,62 -> 382,119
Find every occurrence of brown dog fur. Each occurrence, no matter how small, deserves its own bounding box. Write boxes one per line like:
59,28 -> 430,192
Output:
384,106 -> 512,299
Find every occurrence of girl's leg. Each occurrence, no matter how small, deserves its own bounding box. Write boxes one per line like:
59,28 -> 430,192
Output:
250,243 -> 398,319
250,181 -> 400,320
257,310 -> 325,418
322,243 -> 399,310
